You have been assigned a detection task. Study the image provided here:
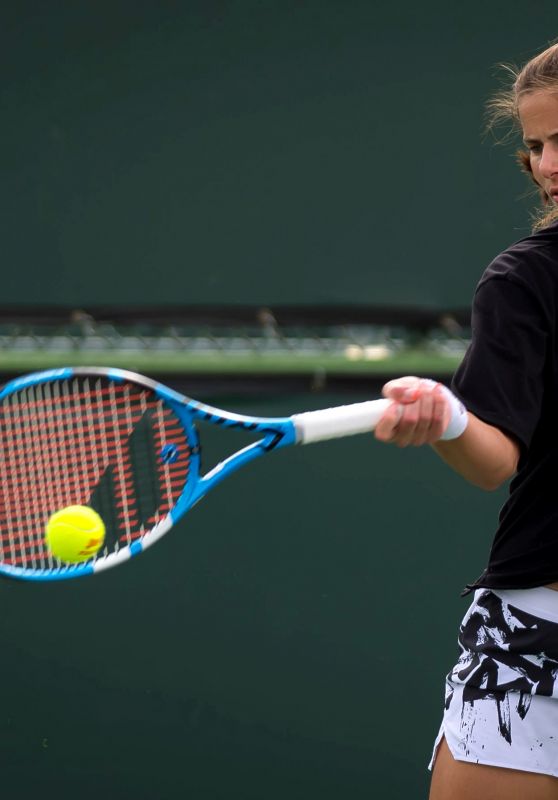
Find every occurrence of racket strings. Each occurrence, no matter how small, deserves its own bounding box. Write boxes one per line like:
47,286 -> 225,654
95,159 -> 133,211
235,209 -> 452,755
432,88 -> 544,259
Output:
0,378 -> 191,568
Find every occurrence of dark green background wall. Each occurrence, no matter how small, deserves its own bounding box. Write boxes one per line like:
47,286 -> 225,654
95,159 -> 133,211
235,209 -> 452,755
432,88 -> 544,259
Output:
2,1 -> 556,309
0,391 -> 505,799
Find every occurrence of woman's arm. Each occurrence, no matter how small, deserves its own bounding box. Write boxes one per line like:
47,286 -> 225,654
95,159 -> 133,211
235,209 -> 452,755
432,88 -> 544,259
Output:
374,378 -> 520,491
433,416 -> 519,490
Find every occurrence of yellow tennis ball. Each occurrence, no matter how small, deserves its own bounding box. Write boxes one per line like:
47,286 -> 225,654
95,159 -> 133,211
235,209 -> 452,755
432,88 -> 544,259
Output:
45,505 -> 105,564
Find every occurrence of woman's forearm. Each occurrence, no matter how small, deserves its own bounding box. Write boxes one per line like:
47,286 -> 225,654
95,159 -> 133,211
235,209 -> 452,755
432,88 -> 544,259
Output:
432,412 -> 520,491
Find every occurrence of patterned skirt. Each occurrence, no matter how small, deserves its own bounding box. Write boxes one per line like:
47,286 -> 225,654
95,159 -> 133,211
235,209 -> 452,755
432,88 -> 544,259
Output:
429,587 -> 558,777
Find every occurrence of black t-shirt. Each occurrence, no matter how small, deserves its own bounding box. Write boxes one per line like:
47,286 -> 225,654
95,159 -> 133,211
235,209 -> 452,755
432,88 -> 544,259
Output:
452,220 -> 558,593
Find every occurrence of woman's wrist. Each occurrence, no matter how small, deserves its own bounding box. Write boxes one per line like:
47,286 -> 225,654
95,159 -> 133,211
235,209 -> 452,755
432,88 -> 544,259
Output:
423,380 -> 469,440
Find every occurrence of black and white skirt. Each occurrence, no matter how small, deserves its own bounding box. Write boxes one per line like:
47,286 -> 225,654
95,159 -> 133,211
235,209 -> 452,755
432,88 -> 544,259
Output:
430,587 -> 558,777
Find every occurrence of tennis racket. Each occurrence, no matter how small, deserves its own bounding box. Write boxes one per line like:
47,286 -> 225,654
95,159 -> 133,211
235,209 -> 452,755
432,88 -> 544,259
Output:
0,367 -> 392,581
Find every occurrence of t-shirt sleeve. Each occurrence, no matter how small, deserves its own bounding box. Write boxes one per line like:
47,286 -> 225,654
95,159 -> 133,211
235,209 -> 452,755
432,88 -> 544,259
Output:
451,273 -> 549,452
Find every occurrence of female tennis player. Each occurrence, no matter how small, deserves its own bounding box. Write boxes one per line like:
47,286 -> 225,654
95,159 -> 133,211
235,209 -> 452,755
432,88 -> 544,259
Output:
375,42 -> 558,800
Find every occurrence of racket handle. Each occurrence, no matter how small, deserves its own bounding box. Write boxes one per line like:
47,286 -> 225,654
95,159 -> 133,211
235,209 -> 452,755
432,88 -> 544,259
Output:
293,399 -> 393,444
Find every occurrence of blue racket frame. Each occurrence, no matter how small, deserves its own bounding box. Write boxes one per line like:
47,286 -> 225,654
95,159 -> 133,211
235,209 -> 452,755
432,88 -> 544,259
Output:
0,367 -> 298,581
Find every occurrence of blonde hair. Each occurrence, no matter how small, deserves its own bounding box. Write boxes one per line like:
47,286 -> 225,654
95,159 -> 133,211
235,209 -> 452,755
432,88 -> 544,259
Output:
486,41 -> 558,229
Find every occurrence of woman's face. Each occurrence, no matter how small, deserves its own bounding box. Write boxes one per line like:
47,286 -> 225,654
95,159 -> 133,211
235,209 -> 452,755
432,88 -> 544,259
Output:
518,89 -> 558,205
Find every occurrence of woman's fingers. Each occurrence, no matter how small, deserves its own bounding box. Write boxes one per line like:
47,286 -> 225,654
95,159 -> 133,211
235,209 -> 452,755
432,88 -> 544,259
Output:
376,379 -> 450,446
374,401 -> 403,442
382,376 -> 421,403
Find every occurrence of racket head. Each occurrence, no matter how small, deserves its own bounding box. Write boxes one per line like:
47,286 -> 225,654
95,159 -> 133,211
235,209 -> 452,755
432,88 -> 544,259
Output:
0,367 -> 199,581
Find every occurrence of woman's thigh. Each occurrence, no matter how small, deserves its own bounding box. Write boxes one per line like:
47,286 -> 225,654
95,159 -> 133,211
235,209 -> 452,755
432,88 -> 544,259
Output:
429,737 -> 558,800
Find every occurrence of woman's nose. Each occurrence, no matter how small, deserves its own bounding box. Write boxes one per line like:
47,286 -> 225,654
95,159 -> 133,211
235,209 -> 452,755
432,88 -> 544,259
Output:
539,143 -> 558,178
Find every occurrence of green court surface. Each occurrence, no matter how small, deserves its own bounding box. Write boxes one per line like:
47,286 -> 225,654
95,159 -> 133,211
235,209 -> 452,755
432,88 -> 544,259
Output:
0,348 -> 462,377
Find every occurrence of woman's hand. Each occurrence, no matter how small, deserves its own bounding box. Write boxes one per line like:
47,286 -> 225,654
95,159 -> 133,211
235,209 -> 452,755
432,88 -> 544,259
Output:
374,377 -> 451,447
374,376 -> 518,490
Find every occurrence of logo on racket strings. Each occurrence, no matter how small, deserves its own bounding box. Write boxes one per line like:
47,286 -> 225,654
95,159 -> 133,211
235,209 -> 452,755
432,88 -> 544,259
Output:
160,444 -> 180,464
